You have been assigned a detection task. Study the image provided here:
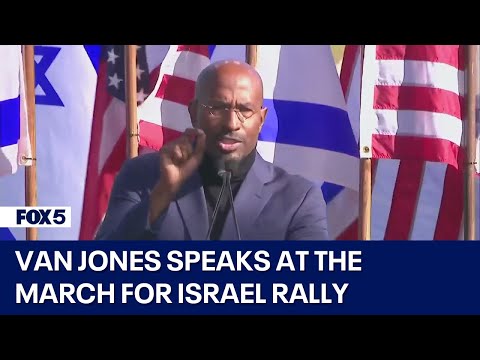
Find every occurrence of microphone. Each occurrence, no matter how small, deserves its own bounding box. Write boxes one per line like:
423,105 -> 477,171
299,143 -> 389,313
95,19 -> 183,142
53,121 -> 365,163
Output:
205,159 -> 228,240
220,160 -> 242,241
225,161 -> 242,240
204,159 -> 242,240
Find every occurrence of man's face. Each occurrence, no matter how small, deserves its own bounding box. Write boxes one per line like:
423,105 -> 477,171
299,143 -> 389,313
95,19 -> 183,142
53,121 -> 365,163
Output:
189,66 -> 267,163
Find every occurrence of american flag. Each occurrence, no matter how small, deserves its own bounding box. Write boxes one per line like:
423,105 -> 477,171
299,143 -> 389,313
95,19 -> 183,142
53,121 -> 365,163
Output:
339,45 -> 478,240
79,45 -> 168,240
137,45 -> 211,151
103,46 -> 151,104
360,45 -> 465,170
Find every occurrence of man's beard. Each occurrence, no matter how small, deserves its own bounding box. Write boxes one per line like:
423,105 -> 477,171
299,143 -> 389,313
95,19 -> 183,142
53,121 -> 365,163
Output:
221,152 -> 243,162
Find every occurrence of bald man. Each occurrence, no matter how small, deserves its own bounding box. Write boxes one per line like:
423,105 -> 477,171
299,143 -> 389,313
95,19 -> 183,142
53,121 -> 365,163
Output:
95,60 -> 329,240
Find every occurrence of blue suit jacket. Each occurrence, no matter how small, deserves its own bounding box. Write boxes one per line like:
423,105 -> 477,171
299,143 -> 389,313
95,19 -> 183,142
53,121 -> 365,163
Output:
95,151 -> 329,240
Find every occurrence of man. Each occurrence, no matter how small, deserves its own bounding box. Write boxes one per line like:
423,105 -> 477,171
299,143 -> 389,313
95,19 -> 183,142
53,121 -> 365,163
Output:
95,60 -> 329,240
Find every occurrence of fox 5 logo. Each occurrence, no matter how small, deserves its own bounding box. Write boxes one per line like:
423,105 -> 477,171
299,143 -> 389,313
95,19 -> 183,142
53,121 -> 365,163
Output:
0,207 -> 71,228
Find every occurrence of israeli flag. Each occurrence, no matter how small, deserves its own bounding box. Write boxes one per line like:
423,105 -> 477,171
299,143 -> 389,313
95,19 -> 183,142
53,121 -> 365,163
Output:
257,46 -> 359,238
211,45 -> 359,238
0,45 -> 100,240
0,45 -> 31,176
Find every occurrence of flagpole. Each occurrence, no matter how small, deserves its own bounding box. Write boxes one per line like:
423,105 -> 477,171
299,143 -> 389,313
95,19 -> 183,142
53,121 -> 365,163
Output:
246,45 -> 258,67
359,159 -> 372,240
358,45 -> 371,241
125,45 -> 138,159
23,45 -> 37,241
464,45 -> 478,240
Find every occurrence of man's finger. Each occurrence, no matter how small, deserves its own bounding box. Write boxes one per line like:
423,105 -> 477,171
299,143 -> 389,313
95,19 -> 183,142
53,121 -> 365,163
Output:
193,128 -> 206,156
172,146 -> 184,164
183,128 -> 197,147
179,142 -> 193,159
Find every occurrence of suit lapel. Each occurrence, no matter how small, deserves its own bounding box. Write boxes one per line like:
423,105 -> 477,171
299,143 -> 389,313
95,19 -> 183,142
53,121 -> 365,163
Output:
221,153 -> 272,240
175,173 -> 209,240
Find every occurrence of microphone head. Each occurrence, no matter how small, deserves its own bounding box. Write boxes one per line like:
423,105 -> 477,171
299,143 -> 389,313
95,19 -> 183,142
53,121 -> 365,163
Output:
215,158 -> 226,177
215,158 -> 239,177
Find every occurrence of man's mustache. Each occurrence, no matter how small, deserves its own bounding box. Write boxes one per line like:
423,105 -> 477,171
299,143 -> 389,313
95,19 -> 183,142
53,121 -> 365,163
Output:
215,134 -> 243,142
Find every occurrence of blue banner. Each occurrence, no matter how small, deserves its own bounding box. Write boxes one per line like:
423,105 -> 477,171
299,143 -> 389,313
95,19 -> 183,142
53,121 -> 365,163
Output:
1,241 -> 479,315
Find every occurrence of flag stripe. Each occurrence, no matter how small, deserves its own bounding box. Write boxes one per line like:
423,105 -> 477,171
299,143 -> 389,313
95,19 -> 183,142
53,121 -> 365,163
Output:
410,162 -> 447,239
82,132 -> 127,240
340,45 -> 359,98
322,182 -> 344,204
260,98 -> 358,156
374,85 -> 464,120
433,165 -> 464,240
139,120 -> 182,150
161,48 -> 210,82
155,74 -> 195,106
139,99 -> 192,132
258,45 -> 347,110
98,98 -> 127,172
79,60 -> 112,240
383,160 -> 424,240
149,66 -> 161,93
371,159 -> 399,239
375,59 -> 464,96
177,45 -> 210,57
372,135 -> 460,167
374,109 -> 463,145
375,45 -> 465,70
336,219 -> 358,240
0,96 -> 20,146
263,142 -> 359,191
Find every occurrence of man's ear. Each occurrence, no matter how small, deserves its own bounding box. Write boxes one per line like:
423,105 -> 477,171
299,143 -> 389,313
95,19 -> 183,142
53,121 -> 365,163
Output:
188,100 -> 197,127
259,107 -> 268,131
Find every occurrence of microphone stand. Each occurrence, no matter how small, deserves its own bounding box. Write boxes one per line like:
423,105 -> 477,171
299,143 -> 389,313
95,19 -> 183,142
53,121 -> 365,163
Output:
205,171 -> 228,240
225,171 -> 241,240
204,161 -> 242,241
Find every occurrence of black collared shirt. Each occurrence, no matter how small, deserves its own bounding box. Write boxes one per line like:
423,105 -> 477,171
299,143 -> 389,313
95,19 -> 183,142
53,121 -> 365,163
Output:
198,150 -> 256,240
